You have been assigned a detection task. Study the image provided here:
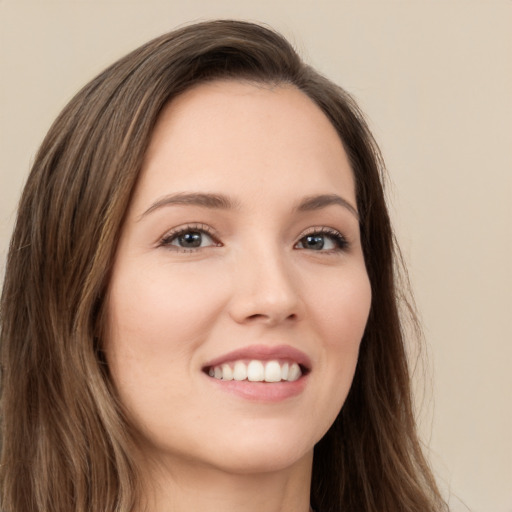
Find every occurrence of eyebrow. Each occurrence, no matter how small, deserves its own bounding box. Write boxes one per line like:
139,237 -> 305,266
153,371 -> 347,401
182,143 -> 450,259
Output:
138,192 -> 238,220
295,194 -> 359,219
138,191 -> 358,220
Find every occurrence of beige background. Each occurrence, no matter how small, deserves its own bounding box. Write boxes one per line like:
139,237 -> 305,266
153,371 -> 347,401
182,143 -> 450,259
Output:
1,1 -> 511,511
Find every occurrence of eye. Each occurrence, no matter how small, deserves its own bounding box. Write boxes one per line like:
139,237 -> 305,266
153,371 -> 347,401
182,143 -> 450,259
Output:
160,225 -> 219,251
295,228 -> 348,252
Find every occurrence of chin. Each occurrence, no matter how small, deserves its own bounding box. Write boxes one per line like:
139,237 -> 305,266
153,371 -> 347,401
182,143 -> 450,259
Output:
144,426 -> 316,477
207,444 -> 313,476
201,426 -> 318,475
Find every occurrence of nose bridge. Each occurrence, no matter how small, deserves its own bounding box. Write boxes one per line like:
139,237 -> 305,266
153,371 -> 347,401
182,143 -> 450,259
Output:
230,240 -> 300,325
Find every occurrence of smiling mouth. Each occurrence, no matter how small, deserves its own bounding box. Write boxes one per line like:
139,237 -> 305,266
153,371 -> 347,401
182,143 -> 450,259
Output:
203,359 -> 309,383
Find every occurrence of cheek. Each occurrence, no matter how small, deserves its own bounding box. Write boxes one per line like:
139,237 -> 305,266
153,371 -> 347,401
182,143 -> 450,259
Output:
103,261 -> 229,403
103,263 -> 232,445
107,260 -> 227,352
306,266 -> 371,417
311,265 -> 371,349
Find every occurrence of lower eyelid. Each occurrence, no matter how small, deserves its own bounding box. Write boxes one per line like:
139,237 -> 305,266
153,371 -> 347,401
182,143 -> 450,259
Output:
295,236 -> 349,253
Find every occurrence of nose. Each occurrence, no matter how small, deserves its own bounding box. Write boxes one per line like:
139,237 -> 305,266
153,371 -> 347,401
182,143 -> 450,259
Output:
228,247 -> 302,327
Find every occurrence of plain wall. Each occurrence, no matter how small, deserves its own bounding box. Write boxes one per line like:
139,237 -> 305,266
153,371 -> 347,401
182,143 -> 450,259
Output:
1,1 -> 511,511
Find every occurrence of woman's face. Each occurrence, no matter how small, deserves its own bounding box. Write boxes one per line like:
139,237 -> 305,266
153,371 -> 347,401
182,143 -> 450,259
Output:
105,81 -> 371,476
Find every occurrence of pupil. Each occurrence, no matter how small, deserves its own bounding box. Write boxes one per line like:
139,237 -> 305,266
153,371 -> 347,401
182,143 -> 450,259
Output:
179,232 -> 202,248
305,235 -> 324,250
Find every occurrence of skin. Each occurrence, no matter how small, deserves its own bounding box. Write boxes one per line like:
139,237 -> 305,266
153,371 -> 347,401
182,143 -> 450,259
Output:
105,80 -> 372,512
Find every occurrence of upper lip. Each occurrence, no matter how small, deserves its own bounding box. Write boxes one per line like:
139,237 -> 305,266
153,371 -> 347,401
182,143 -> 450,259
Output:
202,344 -> 312,371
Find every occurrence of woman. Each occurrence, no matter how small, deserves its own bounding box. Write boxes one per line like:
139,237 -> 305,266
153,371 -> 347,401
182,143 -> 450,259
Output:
0,20 -> 448,512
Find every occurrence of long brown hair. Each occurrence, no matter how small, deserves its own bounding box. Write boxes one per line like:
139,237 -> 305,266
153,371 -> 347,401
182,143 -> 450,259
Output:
0,19 -> 448,512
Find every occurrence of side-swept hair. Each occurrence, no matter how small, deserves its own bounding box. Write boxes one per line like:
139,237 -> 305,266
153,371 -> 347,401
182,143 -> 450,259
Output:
0,19 -> 447,512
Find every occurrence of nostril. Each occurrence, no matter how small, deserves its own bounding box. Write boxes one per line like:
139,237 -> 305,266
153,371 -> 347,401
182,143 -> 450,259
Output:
245,312 -> 297,325
247,313 -> 266,320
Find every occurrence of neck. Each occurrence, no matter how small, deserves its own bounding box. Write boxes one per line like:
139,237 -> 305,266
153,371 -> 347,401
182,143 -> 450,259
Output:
138,450 -> 313,512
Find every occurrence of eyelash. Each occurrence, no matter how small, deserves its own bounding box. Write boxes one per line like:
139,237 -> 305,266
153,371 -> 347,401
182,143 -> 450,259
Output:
158,224 -> 349,253
296,226 -> 349,253
159,224 -> 220,253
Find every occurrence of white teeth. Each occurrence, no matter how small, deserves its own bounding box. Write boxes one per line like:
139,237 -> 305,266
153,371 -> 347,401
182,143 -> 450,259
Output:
233,361 -> 247,381
221,363 -> 233,381
209,360 -> 303,382
281,362 -> 289,381
247,360 -> 265,381
287,362 -> 301,382
264,360 -> 282,382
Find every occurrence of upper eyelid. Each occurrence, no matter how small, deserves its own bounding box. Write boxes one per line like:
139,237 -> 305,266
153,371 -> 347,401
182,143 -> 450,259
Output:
300,226 -> 339,233
161,224 -> 344,236
159,223 -> 219,245
297,226 -> 346,238
162,223 -> 215,236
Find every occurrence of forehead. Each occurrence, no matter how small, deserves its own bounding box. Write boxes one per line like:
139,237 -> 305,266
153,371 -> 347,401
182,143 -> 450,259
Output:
134,80 -> 355,211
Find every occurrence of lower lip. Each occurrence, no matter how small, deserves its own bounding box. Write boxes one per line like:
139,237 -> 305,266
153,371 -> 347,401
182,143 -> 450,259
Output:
206,375 -> 308,402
